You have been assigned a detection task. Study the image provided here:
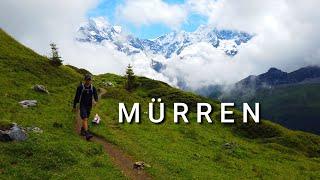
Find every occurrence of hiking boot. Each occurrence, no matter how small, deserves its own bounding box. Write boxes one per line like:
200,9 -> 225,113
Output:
85,131 -> 93,141
80,127 -> 86,136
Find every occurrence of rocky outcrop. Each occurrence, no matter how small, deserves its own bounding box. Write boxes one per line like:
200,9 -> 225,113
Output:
0,123 -> 27,141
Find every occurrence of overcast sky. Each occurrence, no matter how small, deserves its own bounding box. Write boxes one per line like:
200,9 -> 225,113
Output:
0,0 -> 320,89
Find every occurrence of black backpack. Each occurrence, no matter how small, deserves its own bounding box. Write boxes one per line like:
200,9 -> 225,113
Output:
79,82 -> 93,103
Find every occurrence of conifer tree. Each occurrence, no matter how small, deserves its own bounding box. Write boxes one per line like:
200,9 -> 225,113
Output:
49,43 -> 63,66
125,64 -> 135,91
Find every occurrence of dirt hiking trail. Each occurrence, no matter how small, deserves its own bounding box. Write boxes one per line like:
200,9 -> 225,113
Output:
75,88 -> 152,180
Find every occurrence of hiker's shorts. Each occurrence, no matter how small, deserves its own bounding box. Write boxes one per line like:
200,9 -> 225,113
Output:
80,106 -> 91,119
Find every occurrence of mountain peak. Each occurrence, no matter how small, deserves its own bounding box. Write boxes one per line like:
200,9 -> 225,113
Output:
237,65 -> 320,90
112,25 -> 122,34
77,19 -> 253,59
88,17 -> 110,30
267,67 -> 284,74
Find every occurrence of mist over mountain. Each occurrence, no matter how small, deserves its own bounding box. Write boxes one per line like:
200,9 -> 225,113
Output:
76,17 -> 254,89
75,17 -> 320,93
218,66 -> 320,135
2,0 -> 320,93
235,66 -> 320,90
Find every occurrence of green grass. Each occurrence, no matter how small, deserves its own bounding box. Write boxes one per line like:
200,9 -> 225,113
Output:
0,29 -> 125,179
1,28 -> 320,179
90,74 -> 320,179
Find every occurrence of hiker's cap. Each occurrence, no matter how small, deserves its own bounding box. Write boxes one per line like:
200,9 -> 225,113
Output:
84,74 -> 92,81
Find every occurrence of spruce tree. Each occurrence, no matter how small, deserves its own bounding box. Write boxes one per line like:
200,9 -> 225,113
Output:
125,64 -> 135,91
49,43 -> 63,66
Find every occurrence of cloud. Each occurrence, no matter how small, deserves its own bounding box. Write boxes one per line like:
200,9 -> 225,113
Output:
0,1 -> 174,83
114,0 -> 320,90
157,0 -> 320,90
1,0 -> 320,92
0,0 -> 98,54
116,0 -> 188,28
162,43 -> 251,89
0,0 -> 130,75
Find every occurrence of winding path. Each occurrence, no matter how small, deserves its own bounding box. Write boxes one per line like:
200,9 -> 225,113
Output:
75,88 -> 152,180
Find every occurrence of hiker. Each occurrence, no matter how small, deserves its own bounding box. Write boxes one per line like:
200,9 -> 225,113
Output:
73,74 -> 98,140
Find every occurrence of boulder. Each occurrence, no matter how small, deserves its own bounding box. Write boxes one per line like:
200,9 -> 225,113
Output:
0,123 -> 27,142
133,161 -> 151,170
19,100 -> 37,108
33,84 -> 49,94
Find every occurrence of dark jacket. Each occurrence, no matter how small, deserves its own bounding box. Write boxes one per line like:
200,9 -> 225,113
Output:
73,84 -> 98,108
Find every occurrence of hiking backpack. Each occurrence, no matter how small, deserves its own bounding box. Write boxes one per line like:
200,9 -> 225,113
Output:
78,82 -> 94,104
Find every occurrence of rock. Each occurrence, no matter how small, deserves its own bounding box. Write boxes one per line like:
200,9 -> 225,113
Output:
26,126 -> 43,133
19,100 -> 37,108
224,143 -> 231,148
9,124 -> 27,141
0,123 -> 27,142
30,127 -> 43,133
223,142 -> 236,149
0,132 -> 11,141
102,81 -> 114,87
33,84 -> 49,94
133,161 -> 151,170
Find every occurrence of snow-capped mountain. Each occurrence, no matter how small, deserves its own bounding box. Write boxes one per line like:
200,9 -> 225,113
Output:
76,17 -> 254,89
77,17 -> 253,58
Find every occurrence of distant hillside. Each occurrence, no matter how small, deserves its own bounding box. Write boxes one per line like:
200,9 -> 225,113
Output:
1,28 -> 320,179
236,66 -> 320,88
221,66 -> 320,134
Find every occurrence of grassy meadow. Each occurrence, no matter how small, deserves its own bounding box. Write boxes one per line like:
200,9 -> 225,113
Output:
0,28 -> 320,179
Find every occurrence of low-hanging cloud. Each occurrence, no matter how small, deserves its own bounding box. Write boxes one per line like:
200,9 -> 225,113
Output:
159,0 -> 320,90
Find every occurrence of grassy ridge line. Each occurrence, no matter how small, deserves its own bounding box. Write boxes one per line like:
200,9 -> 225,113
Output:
0,29 -> 125,179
